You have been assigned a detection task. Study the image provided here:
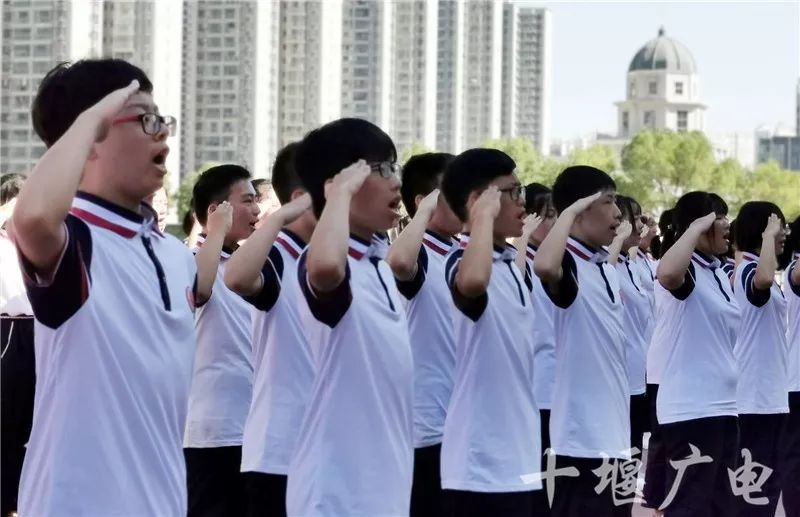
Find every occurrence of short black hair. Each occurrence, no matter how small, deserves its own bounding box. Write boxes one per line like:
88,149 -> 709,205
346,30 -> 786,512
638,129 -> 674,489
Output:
182,209 -> 195,237
400,152 -> 455,217
734,201 -> 785,254
1,173 -> 25,204
524,183 -> 552,216
651,208 -> 675,259
441,148 -> 516,222
660,191 -> 728,255
191,164 -> 251,226
271,142 -> 303,205
615,195 -> 642,227
551,165 -> 616,214
32,59 -> 153,147
295,118 -> 397,217
251,178 -> 271,197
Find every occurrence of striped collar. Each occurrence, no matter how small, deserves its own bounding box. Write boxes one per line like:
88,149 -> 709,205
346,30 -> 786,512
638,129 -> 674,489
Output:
637,248 -> 652,261
423,229 -> 455,256
526,243 -> 538,261
741,252 -> 759,263
691,250 -> 721,269
566,236 -> 608,263
348,233 -> 389,260
457,233 -> 517,262
275,228 -> 306,260
70,191 -> 162,239
196,234 -> 235,260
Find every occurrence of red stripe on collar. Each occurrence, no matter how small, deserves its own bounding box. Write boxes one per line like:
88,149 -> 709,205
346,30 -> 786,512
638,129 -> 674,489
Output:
423,239 -> 449,256
276,236 -> 300,259
566,243 -> 591,261
741,252 -> 758,263
70,207 -> 138,238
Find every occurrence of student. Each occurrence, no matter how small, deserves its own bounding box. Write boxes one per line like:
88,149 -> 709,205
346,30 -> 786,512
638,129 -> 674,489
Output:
533,165 -> 629,517
513,182 -> 556,516
436,148 -> 541,516
731,202 -> 789,517
653,191 -> 738,516
608,196 -> 652,468
223,142 -> 316,517
285,118 -> 414,516
0,173 -> 35,517
145,186 -> 169,232
385,152 -> 461,516
642,207 -> 674,512
783,215 -> 800,517
11,59 -> 196,515
183,164 -> 261,516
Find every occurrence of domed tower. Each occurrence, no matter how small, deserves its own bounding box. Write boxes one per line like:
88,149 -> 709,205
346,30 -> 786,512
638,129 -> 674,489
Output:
615,27 -> 706,138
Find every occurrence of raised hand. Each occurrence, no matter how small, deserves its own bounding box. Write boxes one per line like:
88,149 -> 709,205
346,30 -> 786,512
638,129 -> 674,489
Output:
470,186 -> 502,221
522,213 -> 543,236
274,192 -> 312,225
417,189 -> 440,217
565,191 -> 602,216
762,213 -> 782,239
84,80 -> 141,142
207,200 -> 233,237
689,211 -> 716,234
615,220 -> 632,241
325,160 -> 371,199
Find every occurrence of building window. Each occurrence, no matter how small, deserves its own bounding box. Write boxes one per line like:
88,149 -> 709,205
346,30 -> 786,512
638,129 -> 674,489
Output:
675,82 -> 684,95
644,111 -> 655,128
648,81 -> 657,95
622,111 -> 629,134
629,81 -> 636,98
677,111 -> 688,132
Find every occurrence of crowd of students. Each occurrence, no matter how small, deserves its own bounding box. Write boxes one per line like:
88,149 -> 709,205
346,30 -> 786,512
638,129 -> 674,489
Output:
1,58 -> 799,517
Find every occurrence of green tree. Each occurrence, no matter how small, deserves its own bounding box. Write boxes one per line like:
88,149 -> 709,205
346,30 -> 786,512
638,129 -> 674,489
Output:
481,137 -> 563,186
176,162 -> 220,219
400,143 -> 432,164
567,144 -> 618,173
740,161 -> 800,220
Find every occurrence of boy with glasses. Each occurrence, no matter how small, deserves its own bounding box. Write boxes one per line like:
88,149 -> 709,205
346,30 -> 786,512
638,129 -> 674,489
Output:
11,59 -> 197,516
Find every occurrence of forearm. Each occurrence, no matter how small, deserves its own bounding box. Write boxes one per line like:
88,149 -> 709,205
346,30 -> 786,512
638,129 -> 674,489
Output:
753,235 -> 778,289
607,236 -> 626,265
512,230 -> 534,273
456,214 -> 494,297
534,210 -> 575,282
194,229 -> 225,303
225,215 -> 284,296
307,192 -> 352,292
387,209 -> 431,281
656,229 -> 700,289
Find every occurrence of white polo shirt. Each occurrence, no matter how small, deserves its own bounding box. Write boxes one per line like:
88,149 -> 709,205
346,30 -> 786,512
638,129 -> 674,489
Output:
0,231 -> 32,316
240,229 -> 315,475
542,237 -> 629,459
184,235 -> 254,448
785,255 -> 800,394
394,230 -> 458,448
16,192 -> 196,516
733,252 -> 788,414
525,244 -> 557,410
655,251 -> 739,425
286,235 -> 413,517
617,255 -> 652,396
440,235 -> 541,492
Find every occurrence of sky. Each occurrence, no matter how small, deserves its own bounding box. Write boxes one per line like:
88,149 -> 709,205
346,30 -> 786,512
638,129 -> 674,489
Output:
528,1 -> 800,140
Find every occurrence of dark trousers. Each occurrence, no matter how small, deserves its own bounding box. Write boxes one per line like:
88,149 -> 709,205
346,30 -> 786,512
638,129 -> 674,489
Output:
660,415 -> 738,517
781,392 -> 800,517
630,392 -> 649,457
242,471 -> 287,517
643,383 -> 667,510
185,446 -> 247,517
550,456 -> 632,517
443,489 -> 535,517
531,409 -> 552,516
734,413 -> 786,517
411,443 -> 444,517
1,316 -> 35,517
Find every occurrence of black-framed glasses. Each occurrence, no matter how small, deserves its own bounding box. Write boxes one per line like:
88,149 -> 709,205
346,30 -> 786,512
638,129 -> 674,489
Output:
113,113 -> 177,136
499,185 -> 525,202
369,161 -> 401,179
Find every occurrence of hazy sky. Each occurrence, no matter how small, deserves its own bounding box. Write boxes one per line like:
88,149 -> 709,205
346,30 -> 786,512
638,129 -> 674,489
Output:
530,1 -> 799,140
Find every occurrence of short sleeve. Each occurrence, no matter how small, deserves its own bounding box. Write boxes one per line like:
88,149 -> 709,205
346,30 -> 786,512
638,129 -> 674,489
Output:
787,260 -> 800,297
444,249 -> 488,322
663,262 -> 696,301
243,245 -> 284,312
395,246 -> 428,300
541,251 -> 579,309
297,249 -> 352,328
741,261 -> 771,307
17,214 -> 93,329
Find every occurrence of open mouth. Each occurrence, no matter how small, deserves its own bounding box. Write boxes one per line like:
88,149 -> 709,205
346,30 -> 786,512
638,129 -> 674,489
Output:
152,148 -> 169,171
388,198 -> 401,212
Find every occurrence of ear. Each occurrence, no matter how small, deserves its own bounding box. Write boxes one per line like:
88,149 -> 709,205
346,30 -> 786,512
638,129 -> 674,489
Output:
414,193 -> 424,210
290,188 -> 306,201
207,202 -> 219,217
